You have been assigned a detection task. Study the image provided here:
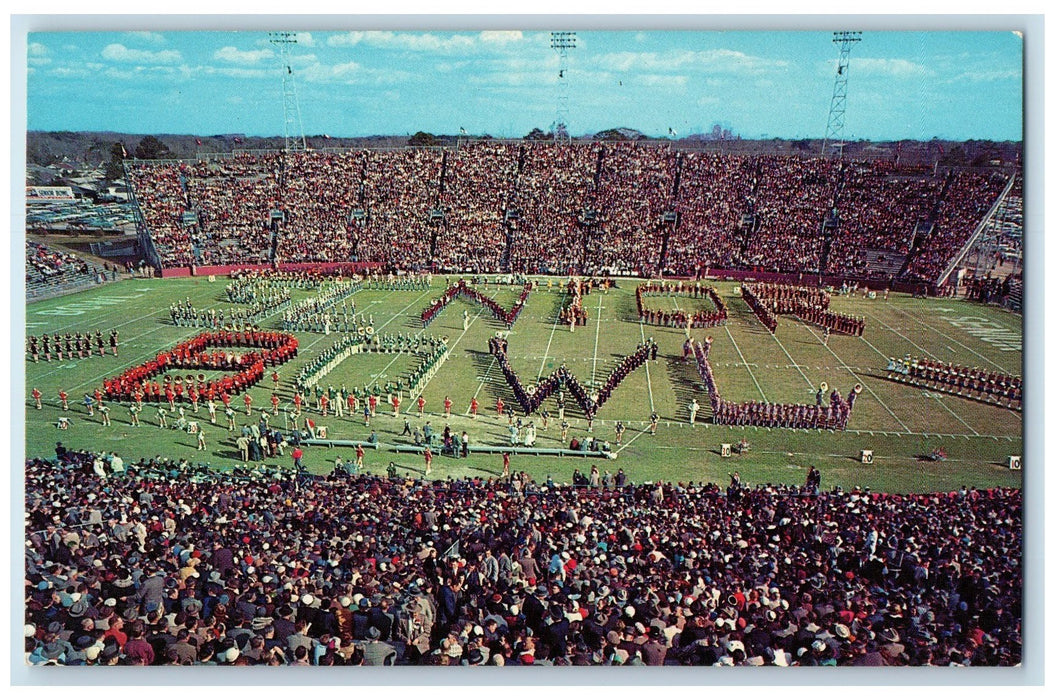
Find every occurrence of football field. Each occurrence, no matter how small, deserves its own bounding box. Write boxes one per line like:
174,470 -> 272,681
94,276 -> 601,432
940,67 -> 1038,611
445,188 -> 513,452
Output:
22,275 -> 1024,493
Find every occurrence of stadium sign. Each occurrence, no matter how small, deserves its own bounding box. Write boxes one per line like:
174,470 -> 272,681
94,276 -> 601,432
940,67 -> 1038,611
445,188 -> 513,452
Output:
26,186 -> 75,201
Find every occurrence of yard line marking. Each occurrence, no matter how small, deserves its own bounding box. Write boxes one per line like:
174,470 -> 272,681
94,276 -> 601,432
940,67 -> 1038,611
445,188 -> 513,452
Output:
800,324 -> 912,433
927,394 -> 980,436
536,289 -> 568,381
771,323 -> 815,391
888,305 -> 1012,374
29,302 -> 165,336
614,428 -> 649,455
637,322 -> 656,414
868,314 -> 943,361
344,288 -> 447,385
472,354 -> 500,403
723,320 -> 768,403
853,328 -> 982,436
416,308 -> 485,397
591,292 -> 603,388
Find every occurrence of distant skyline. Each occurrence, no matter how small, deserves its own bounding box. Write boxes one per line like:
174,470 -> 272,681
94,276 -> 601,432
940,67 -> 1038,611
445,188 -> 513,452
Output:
25,28 -> 1023,142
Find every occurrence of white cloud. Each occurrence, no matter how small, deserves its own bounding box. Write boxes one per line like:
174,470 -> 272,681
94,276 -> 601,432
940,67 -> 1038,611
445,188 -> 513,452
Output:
298,60 -> 415,86
435,60 -> 470,73
201,66 -> 273,80
28,42 -> 48,57
126,31 -> 165,45
594,48 -> 786,75
296,32 -> 315,47
327,30 -> 477,52
947,68 -> 1020,83
214,46 -> 274,65
850,57 -> 932,78
327,31 -> 372,47
50,66 -> 92,79
99,64 -> 190,81
103,67 -> 136,80
479,31 -> 523,45
638,74 -> 688,88
101,43 -> 182,65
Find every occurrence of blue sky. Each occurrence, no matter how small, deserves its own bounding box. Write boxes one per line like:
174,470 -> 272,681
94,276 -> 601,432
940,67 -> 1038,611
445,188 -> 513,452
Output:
24,28 -> 1023,141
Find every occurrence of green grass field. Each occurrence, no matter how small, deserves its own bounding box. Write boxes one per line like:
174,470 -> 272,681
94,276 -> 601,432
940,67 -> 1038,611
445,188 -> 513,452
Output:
23,276 -> 1024,493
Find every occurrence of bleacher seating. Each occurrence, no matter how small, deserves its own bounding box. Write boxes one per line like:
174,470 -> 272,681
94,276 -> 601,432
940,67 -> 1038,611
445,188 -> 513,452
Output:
126,144 -> 1015,285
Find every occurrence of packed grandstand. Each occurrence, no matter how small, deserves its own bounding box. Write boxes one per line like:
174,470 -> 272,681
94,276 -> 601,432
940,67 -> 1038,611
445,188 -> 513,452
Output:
125,143 -> 1012,286
24,452 -> 1021,667
24,140 -> 1023,669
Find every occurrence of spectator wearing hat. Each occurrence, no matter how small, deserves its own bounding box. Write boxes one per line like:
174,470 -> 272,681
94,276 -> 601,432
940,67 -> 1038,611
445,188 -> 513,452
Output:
362,626 -> 397,666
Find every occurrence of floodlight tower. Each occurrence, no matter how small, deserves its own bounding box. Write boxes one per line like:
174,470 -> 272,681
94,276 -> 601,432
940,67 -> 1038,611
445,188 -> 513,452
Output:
269,31 -> 307,152
550,31 -> 577,142
821,31 -> 861,157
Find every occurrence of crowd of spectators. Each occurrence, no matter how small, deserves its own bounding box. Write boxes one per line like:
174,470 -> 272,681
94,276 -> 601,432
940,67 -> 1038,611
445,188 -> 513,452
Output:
184,156 -> 279,267
582,143 -> 676,277
434,142 -> 519,273
126,146 -> 1013,285
828,165 -> 944,276
26,241 -> 100,286
906,171 -> 1011,282
742,156 -> 837,274
25,452 -> 1021,667
961,275 -> 1016,305
664,152 -> 756,276
507,143 -> 596,274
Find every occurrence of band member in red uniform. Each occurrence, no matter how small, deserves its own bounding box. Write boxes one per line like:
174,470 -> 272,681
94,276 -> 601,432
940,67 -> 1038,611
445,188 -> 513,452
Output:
32,387 -> 42,410
444,395 -> 452,419
469,397 -> 479,419
417,395 -> 426,417
244,392 -> 253,416
58,389 -> 69,411
271,393 -> 280,416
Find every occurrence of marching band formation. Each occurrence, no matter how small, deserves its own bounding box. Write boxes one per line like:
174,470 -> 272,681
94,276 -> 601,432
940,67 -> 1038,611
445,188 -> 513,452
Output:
886,356 -> 1022,410
421,279 -> 532,328
742,283 -> 866,337
101,329 -> 299,407
636,281 -> 728,328
170,293 -> 291,328
281,280 -> 364,334
294,332 -> 449,403
692,336 -> 860,430
28,270 -> 1015,441
26,329 -> 118,362
488,334 -> 657,421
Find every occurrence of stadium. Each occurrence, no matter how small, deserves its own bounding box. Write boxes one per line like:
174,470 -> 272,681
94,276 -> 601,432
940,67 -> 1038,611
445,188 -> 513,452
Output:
21,27 -> 1025,670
